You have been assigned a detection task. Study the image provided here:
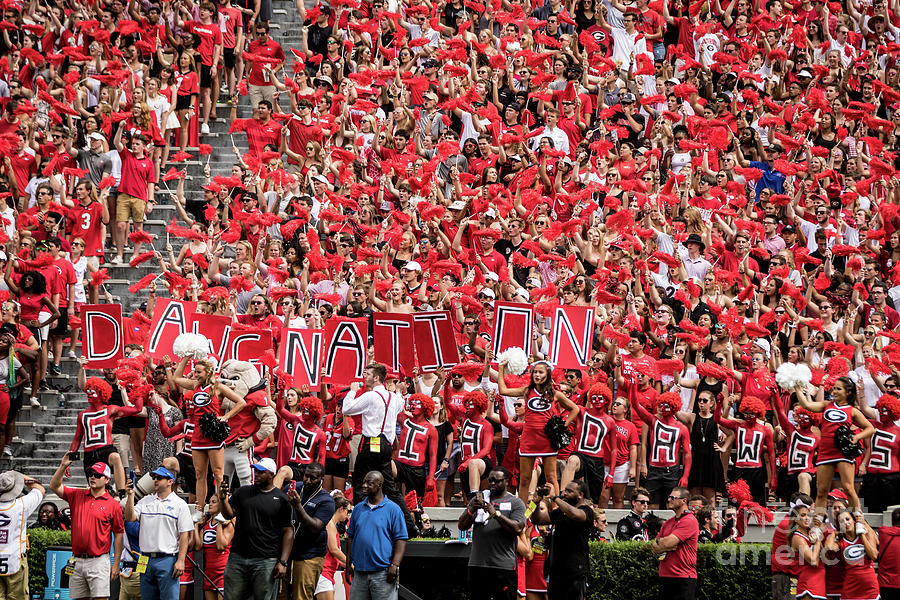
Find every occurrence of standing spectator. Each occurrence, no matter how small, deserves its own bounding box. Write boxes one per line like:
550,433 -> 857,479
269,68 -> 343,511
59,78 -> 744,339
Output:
0,470 -> 44,597
49,457 -> 124,600
342,363 -> 417,536
456,466 -> 526,600
879,507 -> 900,600
245,23 -> 284,109
286,462 -> 335,600
346,471 -> 407,600
110,128 -> 155,266
219,458 -> 293,600
532,481 -> 594,600
651,487 -> 700,600
125,466 -> 194,600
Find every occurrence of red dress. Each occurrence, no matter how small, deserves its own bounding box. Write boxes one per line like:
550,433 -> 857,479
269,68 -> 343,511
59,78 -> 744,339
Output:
188,384 -> 223,451
838,535 -> 879,600
792,531 -> 826,600
520,392 -> 555,457
201,519 -> 230,591
817,403 -> 854,465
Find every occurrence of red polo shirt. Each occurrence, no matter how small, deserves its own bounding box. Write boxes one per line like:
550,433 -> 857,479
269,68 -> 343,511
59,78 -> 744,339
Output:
658,510 -> 699,579
62,486 -> 125,556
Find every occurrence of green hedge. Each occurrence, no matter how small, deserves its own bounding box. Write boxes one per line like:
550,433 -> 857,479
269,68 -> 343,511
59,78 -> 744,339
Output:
26,529 -> 71,596
402,541 -> 771,600
590,542 -> 771,600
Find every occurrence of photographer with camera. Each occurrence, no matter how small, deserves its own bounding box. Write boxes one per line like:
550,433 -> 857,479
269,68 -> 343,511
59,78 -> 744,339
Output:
531,481 -> 593,600
457,466 -> 525,600
0,469 -> 44,597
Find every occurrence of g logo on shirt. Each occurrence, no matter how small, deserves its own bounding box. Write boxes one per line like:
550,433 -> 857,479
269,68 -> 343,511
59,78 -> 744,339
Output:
843,543 -> 866,563
193,391 -> 212,408
526,395 -> 552,413
202,529 -> 217,545
824,408 -> 848,423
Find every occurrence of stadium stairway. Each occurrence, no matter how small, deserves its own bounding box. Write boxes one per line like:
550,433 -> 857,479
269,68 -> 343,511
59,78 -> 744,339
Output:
8,0 -> 308,488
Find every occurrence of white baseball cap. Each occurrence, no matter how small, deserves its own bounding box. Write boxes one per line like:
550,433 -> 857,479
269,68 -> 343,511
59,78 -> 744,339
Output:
252,458 -> 277,474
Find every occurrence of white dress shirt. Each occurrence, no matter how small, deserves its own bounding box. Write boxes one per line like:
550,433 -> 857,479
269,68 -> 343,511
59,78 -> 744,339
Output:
342,384 -> 404,443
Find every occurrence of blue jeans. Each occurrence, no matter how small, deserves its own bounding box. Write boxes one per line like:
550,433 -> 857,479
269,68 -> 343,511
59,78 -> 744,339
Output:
349,570 -> 398,600
140,555 -> 180,600
223,554 -> 280,600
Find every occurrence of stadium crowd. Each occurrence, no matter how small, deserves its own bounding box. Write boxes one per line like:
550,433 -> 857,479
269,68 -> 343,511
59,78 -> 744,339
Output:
0,0 -> 900,596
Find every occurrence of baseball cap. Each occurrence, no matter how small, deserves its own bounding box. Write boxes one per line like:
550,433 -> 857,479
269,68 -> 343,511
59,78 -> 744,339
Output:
782,224 -> 796,234
449,200 -> 467,210
423,90 -> 438,100
252,458 -> 278,474
403,261 -> 422,272
620,92 -> 636,104
665,78 -> 679,85
151,466 -> 175,480
423,59 -> 438,68
89,463 -> 112,479
202,183 -> 222,193
313,174 -> 329,184
797,69 -> 813,78
88,132 -> 106,142
484,208 -> 497,218
479,287 -> 496,299
508,154 -> 522,162
484,272 -> 500,282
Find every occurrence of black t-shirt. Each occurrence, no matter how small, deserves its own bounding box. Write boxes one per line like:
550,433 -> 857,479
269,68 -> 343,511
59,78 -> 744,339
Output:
494,239 -> 528,286
545,504 -> 593,578
304,23 -> 330,58
229,485 -> 294,559
108,386 -> 145,432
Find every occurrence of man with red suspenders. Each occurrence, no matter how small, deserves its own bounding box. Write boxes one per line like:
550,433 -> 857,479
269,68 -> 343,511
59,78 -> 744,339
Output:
342,363 -> 418,537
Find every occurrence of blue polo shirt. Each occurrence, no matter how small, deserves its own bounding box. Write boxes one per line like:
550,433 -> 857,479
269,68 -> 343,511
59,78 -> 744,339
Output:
346,496 -> 408,572
749,160 -> 786,200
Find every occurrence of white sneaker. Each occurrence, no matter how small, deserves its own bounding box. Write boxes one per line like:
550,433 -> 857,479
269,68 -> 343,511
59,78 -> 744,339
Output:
68,350 -> 76,359
29,398 -> 43,410
2,447 -> 11,457
111,256 -> 122,265
10,437 -> 22,444
201,123 -> 210,135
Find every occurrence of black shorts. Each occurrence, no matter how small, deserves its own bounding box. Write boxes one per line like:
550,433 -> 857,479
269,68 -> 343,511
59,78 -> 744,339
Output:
645,465 -> 682,506
462,457 -> 493,496
730,465 -> 767,504
324,456 -> 349,478
25,324 -> 42,346
658,577 -> 697,600
573,453 -> 606,504
175,94 -> 193,111
223,48 -> 236,69
287,462 -> 307,482
178,452 -> 197,494
546,573 -> 586,600
84,444 -> 117,477
200,64 -> 213,88
49,307 -> 68,336
395,461 -> 426,499
860,472 -> 900,513
6,387 -> 22,425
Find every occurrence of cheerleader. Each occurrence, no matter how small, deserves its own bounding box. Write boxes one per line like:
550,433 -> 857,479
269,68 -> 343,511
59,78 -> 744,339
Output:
789,499 -> 826,600
192,493 -> 233,600
794,377 -> 876,513
167,356 -> 247,515
498,360 -> 579,501
825,511 -> 880,600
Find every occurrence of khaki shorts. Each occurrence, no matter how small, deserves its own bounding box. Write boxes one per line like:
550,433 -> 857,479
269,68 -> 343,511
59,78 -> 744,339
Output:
0,556 -> 28,598
86,255 -> 101,270
291,556 -> 324,600
69,555 -> 111,598
116,193 -> 146,224
248,84 -> 275,108
119,570 -> 141,600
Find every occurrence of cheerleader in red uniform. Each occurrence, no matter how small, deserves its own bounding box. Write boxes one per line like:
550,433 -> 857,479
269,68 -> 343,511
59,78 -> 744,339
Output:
825,511 -> 880,600
315,491 -> 352,600
794,377 -> 876,513
168,356 -> 247,514
498,360 -> 579,501
789,501 -> 826,600
192,493 -> 233,600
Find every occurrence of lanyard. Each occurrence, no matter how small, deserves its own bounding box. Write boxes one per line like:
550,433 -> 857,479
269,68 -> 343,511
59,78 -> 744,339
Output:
375,391 -> 391,436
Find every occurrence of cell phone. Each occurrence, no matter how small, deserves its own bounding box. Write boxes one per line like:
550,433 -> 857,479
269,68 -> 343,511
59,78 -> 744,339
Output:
288,480 -> 296,493
68,451 -> 80,461
129,470 -> 136,487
